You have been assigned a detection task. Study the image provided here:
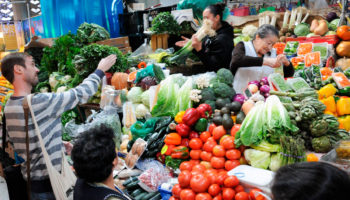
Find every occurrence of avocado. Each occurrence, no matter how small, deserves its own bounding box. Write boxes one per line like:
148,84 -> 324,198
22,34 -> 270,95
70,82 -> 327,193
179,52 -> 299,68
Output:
236,111 -> 245,124
231,101 -> 242,113
222,114 -> 234,130
221,107 -> 231,115
213,115 -> 223,125
216,98 -> 231,109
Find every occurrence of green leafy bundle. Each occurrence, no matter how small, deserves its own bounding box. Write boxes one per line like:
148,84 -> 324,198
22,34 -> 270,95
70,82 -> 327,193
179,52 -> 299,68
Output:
150,12 -> 181,35
73,43 -> 129,78
76,22 -> 110,44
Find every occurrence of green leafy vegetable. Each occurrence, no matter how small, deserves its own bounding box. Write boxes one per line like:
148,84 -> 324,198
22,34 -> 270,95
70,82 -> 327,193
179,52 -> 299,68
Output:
269,153 -> 283,171
244,149 -> 271,170
294,23 -> 310,36
127,87 -> 144,104
76,22 -> 110,44
150,12 -> 181,35
175,77 -> 193,113
251,140 -> 280,152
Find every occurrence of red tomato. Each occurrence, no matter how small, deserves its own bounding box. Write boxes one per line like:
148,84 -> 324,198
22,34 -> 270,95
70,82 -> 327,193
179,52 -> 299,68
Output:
192,164 -> 206,173
200,161 -> 212,169
249,189 -> 266,200
209,124 -> 216,134
222,188 -> 236,200
172,184 -> 182,198
203,140 -> 217,152
169,196 -> 179,200
189,160 -> 200,166
235,185 -> 245,193
219,136 -> 235,150
224,176 -> 239,188
178,170 -> 192,188
191,170 -> 202,177
190,174 -> 210,193
204,168 -> 218,174
189,131 -> 199,139
208,184 -> 221,197
230,124 -> 241,137
180,161 -> 194,171
212,145 -> 226,157
211,157 -> 226,169
189,138 -> 203,150
225,149 -> 241,160
195,193 -> 212,200
180,189 -> 196,200
205,172 -> 217,185
181,138 -> 190,147
207,137 -> 216,143
200,131 -> 211,143
215,171 -> 228,186
201,151 -> 213,162
212,194 -> 222,200
235,192 -> 249,200
190,150 -> 202,160
225,160 -> 240,171
213,126 -> 226,140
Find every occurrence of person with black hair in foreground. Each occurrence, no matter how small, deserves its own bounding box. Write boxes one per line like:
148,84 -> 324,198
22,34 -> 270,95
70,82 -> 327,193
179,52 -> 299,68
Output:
272,162 -> 350,200
176,3 -> 234,72
72,124 -> 131,200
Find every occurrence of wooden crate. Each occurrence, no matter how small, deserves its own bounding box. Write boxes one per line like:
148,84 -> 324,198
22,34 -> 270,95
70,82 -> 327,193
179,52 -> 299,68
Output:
96,36 -> 130,49
151,34 -> 169,51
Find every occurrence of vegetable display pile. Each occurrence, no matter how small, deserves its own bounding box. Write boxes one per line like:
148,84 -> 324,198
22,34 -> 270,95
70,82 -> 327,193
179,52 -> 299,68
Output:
76,22 -> 110,44
150,12 -> 181,35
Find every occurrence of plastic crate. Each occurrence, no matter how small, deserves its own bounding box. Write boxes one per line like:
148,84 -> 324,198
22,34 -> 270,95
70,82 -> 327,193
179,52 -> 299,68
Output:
285,35 -> 340,45
233,7 -> 249,16
158,186 -> 172,200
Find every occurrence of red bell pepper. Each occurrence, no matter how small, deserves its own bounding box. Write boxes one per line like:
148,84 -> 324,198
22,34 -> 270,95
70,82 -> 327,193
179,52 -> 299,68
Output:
196,104 -> 213,119
171,146 -> 189,159
181,138 -> 190,147
156,152 -> 165,164
176,123 -> 191,137
182,108 -> 200,126
189,131 -> 199,139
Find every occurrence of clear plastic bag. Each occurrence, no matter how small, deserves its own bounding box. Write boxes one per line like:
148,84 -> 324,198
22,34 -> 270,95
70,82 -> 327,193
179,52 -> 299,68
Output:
138,162 -> 172,192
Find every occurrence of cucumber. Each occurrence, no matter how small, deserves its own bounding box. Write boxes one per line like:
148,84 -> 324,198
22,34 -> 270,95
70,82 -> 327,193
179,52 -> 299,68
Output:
149,193 -> 161,200
131,188 -> 144,197
122,176 -> 138,186
125,180 -> 140,190
142,192 -> 158,200
134,192 -> 148,200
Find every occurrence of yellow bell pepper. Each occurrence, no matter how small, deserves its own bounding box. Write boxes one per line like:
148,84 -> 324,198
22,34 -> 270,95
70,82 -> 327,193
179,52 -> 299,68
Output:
320,96 -> 337,114
318,84 -> 337,99
174,111 -> 186,124
337,97 -> 350,116
338,115 -> 350,131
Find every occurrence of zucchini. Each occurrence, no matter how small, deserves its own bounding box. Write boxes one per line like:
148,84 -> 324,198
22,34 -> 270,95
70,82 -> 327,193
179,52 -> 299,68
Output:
131,188 -> 144,197
149,193 -> 162,200
142,192 -> 158,200
122,176 -> 138,186
134,192 -> 148,200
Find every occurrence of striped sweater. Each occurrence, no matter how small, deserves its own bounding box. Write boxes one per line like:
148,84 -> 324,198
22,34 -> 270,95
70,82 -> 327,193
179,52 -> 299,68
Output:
4,70 -> 104,181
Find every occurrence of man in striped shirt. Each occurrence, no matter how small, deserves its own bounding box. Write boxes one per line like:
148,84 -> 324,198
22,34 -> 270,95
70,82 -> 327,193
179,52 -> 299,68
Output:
1,52 -> 116,199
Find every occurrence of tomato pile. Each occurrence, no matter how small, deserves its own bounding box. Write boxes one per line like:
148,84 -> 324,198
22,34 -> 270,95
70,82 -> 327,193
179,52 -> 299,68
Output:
170,122 -> 266,200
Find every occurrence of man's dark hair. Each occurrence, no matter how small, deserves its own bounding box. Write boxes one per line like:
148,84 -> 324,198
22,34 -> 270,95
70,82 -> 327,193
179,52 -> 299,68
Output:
71,124 -> 116,183
1,52 -> 30,83
272,162 -> 350,200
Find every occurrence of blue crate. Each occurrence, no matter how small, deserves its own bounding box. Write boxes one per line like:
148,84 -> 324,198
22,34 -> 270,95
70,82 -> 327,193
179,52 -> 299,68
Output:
158,186 -> 172,200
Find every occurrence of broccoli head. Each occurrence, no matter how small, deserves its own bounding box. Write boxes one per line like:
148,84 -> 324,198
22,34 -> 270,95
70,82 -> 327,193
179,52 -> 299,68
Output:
200,87 -> 216,102
217,68 -> 234,86
312,136 -> 332,153
211,82 -> 236,100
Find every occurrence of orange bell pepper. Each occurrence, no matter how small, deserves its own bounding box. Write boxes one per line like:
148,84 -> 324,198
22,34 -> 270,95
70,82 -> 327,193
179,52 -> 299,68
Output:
164,133 -> 181,145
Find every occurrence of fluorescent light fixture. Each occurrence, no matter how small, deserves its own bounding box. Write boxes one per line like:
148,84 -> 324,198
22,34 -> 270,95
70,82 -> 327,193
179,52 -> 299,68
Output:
0,32 -> 3,38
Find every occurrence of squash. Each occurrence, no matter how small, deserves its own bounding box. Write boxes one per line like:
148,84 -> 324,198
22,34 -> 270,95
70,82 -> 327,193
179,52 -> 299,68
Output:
335,57 -> 350,71
310,19 -> 319,32
314,20 -> 328,36
111,72 -> 128,90
336,41 -> 350,57
242,100 -> 255,115
337,25 -> 350,41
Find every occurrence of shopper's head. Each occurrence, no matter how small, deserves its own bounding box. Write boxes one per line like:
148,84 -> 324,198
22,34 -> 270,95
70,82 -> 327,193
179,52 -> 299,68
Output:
71,124 -> 117,183
1,52 -> 39,86
272,162 -> 350,200
204,3 -> 226,30
253,24 -> 279,55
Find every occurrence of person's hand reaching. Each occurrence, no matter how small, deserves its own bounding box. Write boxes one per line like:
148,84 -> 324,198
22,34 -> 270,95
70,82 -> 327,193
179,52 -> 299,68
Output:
175,36 -> 190,47
97,54 -> 117,72
277,54 -> 290,66
263,57 -> 281,68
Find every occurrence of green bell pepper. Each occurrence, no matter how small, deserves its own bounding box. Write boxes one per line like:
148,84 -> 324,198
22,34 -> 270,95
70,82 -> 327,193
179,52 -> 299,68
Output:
338,86 -> 350,96
194,118 -> 208,132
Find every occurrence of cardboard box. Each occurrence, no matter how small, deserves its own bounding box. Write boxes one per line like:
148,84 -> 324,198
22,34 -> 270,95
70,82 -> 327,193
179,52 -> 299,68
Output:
96,37 -> 130,48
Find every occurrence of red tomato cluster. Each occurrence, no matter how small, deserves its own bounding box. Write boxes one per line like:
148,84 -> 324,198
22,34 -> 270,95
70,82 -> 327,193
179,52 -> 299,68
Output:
170,124 -> 265,200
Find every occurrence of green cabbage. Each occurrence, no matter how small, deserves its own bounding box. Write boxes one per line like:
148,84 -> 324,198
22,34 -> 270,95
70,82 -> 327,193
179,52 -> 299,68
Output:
244,149 -> 271,170
127,87 -> 143,104
326,31 -> 337,35
251,140 -> 280,152
141,90 -> 150,107
329,19 -> 340,31
175,78 -> 193,113
294,23 -> 310,36
269,153 -> 283,172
